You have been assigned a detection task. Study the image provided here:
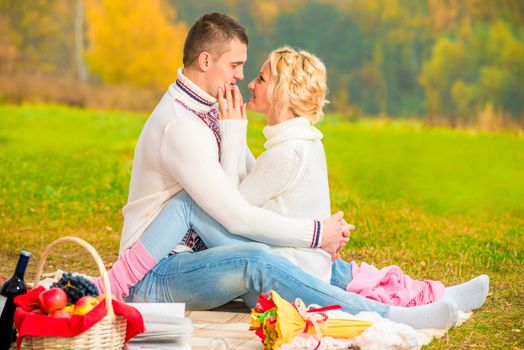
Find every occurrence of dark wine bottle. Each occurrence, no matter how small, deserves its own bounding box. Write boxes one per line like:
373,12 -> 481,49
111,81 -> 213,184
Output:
0,250 -> 31,350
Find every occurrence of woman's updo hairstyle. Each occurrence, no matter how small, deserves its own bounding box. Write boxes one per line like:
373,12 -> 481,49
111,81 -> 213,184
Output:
266,46 -> 328,123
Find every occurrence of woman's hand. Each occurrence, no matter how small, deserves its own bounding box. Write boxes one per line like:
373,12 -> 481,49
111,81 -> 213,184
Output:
321,211 -> 354,261
217,83 -> 247,120
334,218 -> 354,260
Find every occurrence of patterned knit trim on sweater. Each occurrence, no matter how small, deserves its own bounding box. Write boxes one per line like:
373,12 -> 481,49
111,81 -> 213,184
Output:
176,79 -> 214,107
310,220 -> 322,248
169,67 -> 217,114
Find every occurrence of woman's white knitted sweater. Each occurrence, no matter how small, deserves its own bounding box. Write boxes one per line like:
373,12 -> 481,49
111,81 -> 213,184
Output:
220,116 -> 333,281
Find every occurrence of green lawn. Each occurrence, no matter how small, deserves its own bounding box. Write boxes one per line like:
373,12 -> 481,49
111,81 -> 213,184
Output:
0,104 -> 523,348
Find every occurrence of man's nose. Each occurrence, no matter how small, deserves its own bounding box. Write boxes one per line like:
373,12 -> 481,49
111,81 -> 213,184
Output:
235,68 -> 244,81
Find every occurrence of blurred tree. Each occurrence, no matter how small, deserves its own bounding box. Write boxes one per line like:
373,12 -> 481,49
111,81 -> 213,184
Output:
334,0 -> 433,116
75,0 -> 88,81
0,0 -> 77,75
0,12 -> 20,73
427,0 -> 524,36
247,0 -> 302,35
420,20 -> 524,124
271,3 -> 368,113
86,0 -> 187,91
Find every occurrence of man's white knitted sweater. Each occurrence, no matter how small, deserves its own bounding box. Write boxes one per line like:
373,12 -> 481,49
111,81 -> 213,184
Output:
221,117 -> 333,281
119,68 -> 322,253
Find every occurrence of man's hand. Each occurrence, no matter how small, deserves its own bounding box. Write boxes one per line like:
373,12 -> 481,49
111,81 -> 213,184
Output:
321,211 -> 354,261
217,84 -> 247,120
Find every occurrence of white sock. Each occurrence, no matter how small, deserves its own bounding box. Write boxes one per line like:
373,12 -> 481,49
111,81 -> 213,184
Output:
388,299 -> 459,329
443,274 -> 489,312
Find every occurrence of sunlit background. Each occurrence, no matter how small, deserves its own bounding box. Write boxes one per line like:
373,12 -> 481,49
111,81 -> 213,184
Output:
1,0 -> 523,129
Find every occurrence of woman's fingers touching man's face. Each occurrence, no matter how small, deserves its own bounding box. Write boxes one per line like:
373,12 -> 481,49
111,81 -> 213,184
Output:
217,84 -> 246,120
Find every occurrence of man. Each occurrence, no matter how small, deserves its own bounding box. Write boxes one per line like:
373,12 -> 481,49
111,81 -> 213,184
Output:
119,13 -> 348,260
110,13 -> 458,329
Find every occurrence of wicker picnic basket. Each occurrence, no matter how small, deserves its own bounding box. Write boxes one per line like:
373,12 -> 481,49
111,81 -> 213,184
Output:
19,236 -> 127,350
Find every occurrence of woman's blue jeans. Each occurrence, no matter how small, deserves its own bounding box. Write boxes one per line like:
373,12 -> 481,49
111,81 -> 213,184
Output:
125,191 -> 390,317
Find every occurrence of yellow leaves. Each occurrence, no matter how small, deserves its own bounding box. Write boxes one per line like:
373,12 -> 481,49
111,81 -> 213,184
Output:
249,0 -> 280,34
486,21 -> 524,69
380,0 -> 401,21
86,0 -> 187,91
248,0 -> 302,34
345,0 -> 401,31
344,0 -> 421,43
420,37 -> 466,93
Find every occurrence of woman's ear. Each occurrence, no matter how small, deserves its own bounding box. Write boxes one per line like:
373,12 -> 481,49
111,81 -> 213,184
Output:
197,52 -> 211,71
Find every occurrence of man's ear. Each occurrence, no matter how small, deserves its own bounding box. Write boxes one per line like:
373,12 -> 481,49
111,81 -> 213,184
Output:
197,52 -> 212,71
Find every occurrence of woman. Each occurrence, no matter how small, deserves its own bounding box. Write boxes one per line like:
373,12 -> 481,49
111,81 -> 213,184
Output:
96,47 -> 488,329
216,47 -> 488,311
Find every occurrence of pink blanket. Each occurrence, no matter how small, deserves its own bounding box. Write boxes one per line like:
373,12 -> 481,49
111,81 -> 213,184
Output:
346,262 -> 445,307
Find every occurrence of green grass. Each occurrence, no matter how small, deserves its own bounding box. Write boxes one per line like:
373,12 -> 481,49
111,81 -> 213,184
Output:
1,104 -> 523,348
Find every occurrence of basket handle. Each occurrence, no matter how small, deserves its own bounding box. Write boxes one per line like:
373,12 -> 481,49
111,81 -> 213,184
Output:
33,236 -> 115,317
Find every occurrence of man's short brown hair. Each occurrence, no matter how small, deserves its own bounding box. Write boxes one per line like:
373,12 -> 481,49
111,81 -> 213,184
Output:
183,13 -> 248,67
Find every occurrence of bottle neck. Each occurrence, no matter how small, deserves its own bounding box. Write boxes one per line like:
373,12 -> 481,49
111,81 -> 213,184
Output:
14,251 -> 31,279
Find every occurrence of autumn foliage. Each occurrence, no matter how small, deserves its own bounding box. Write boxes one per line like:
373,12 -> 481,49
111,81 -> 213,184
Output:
86,0 -> 187,91
0,0 -> 523,126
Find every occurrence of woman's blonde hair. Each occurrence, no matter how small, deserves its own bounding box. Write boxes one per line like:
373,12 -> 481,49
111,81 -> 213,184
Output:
266,46 -> 328,123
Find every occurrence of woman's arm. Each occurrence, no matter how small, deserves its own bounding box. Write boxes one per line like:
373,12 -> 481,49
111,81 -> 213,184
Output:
219,117 -> 307,211
238,143 -> 307,207
245,144 -> 256,176
219,119 -> 248,186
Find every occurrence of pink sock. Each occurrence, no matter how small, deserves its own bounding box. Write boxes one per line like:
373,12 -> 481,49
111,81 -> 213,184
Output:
94,241 -> 158,300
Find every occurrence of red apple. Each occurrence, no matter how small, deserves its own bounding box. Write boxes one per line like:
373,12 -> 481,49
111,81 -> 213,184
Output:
38,288 -> 68,314
74,296 -> 99,315
49,309 -> 73,319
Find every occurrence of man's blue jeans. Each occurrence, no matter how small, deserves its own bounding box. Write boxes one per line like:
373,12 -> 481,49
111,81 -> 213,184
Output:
125,191 -> 390,317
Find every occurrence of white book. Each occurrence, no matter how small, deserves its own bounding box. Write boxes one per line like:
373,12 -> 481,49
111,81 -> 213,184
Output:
128,303 -> 193,344
129,303 -> 186,321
